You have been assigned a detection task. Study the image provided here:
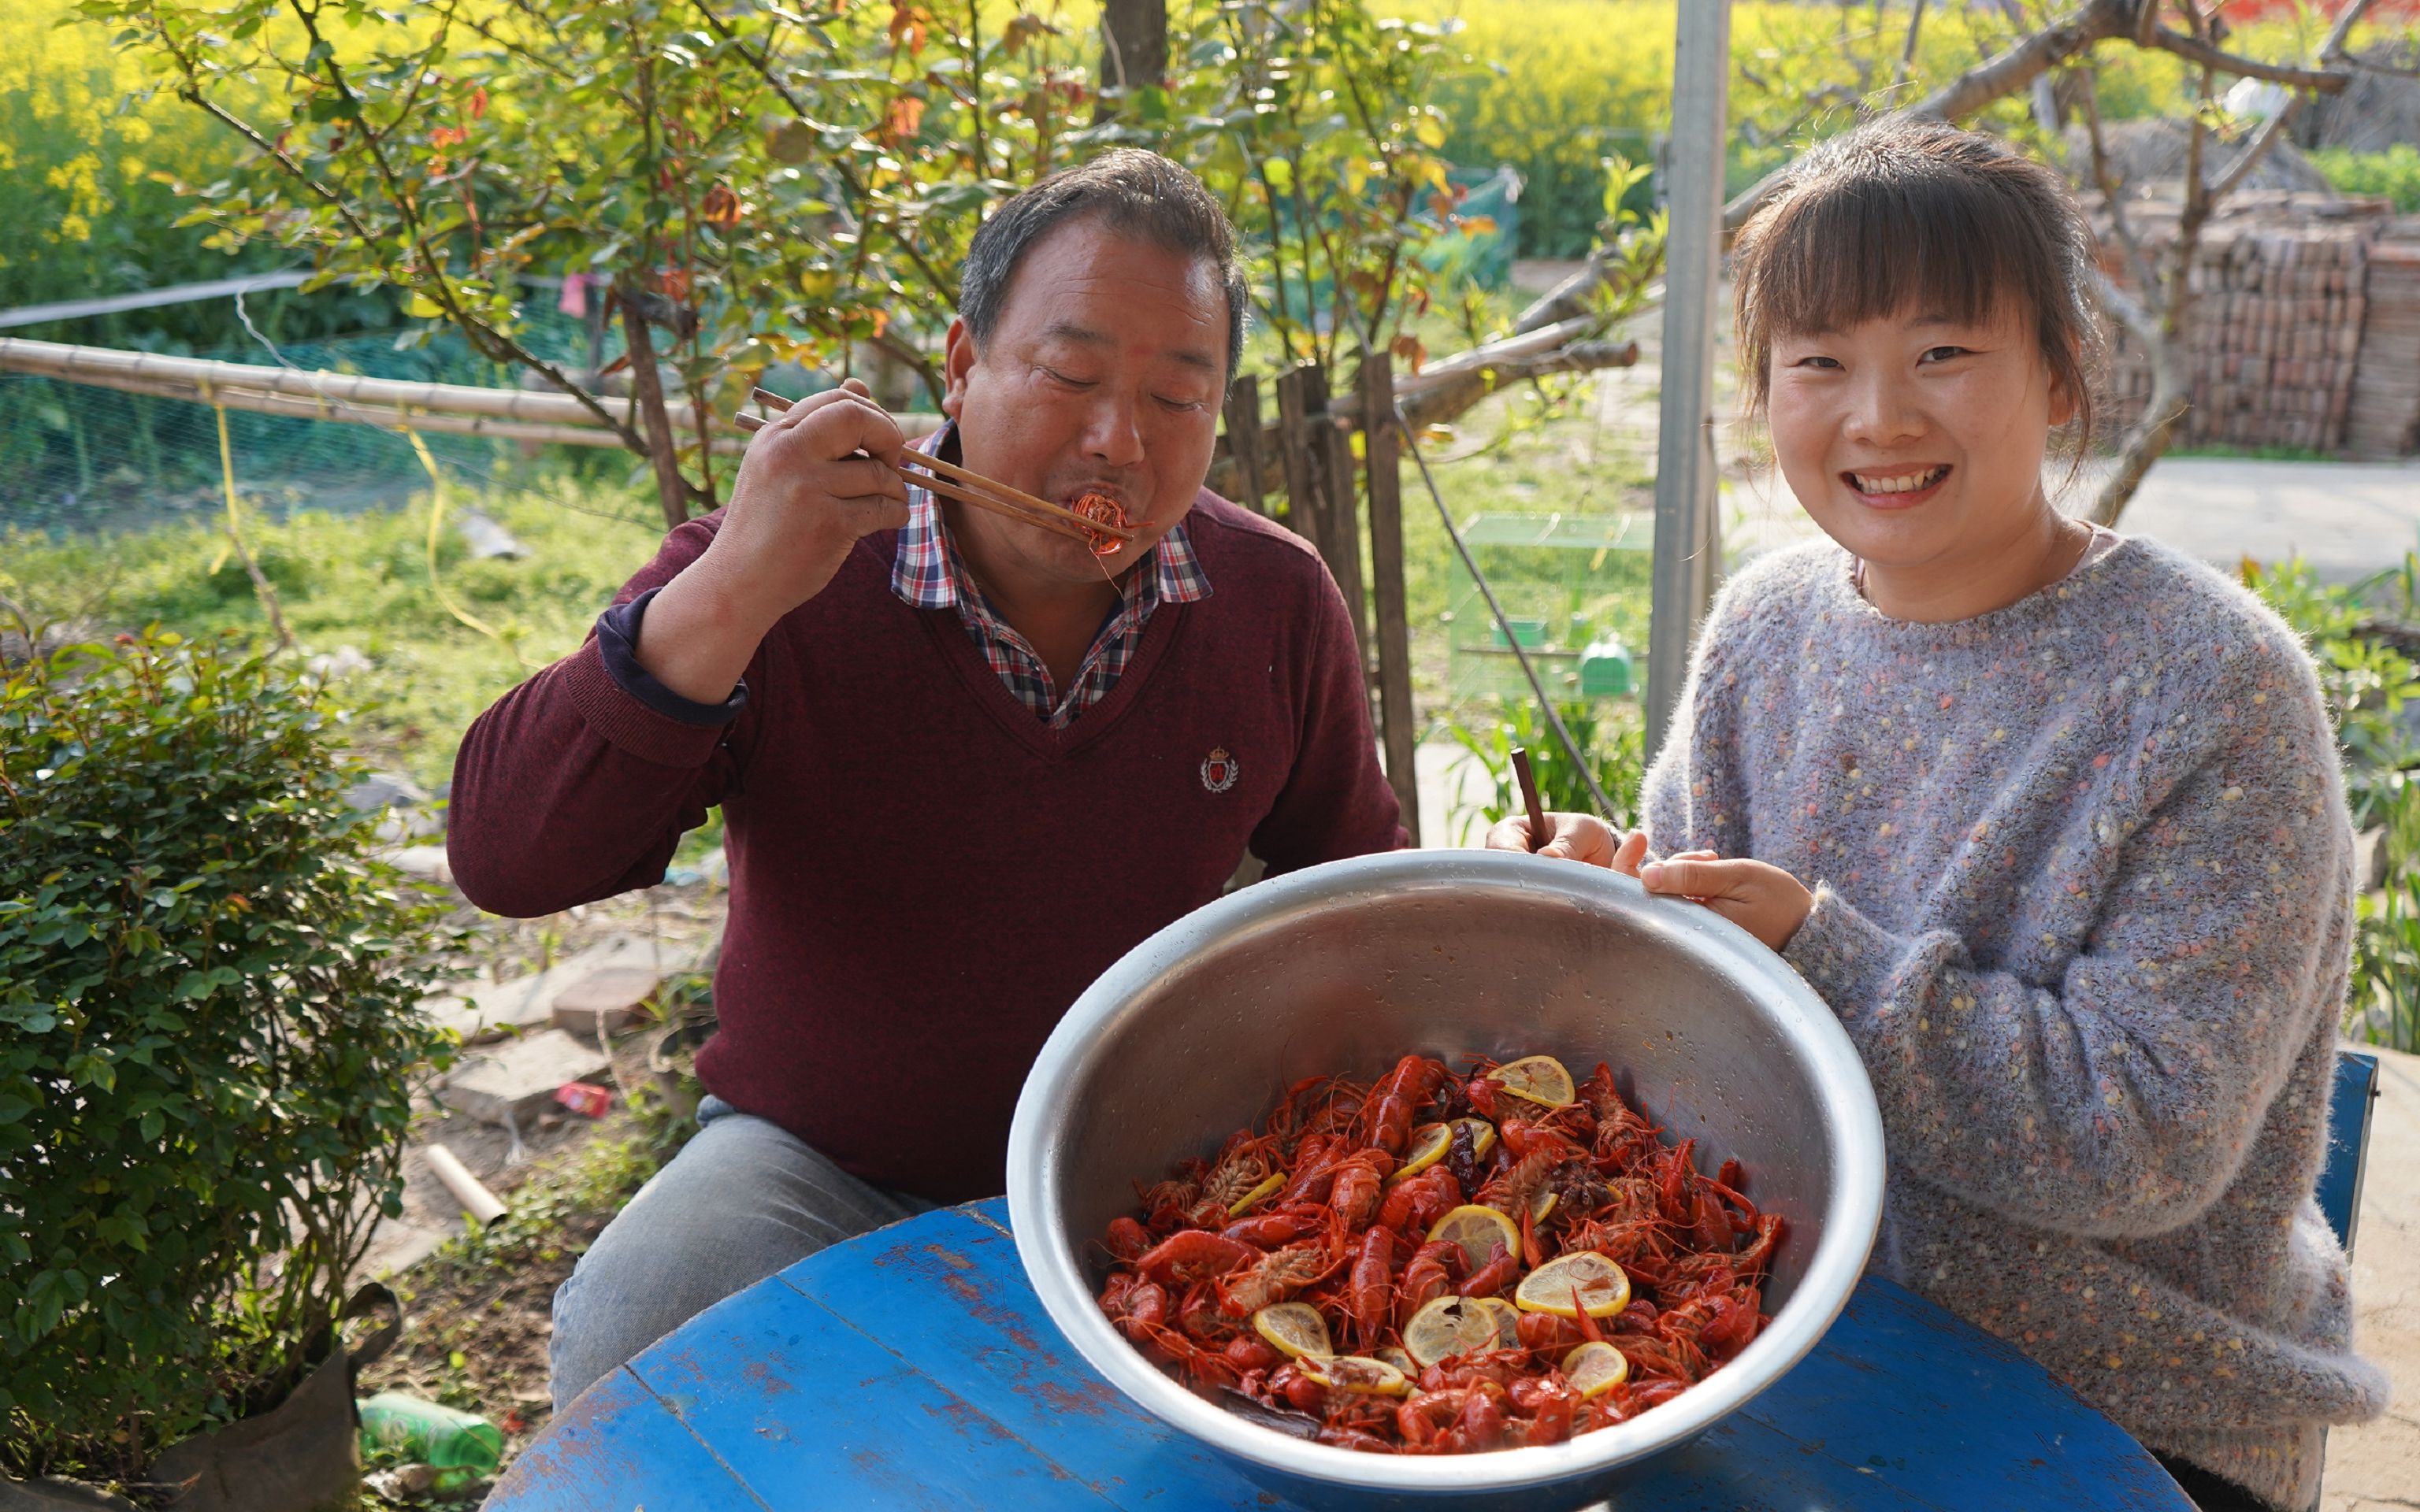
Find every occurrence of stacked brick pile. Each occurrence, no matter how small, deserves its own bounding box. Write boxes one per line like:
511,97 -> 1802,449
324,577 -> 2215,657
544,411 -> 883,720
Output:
2099,194 -> 2387,452
2344,216 -> 2420,460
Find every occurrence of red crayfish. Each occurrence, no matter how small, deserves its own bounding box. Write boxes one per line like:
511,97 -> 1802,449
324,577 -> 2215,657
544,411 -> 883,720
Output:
1091,1053 -> 1785,1453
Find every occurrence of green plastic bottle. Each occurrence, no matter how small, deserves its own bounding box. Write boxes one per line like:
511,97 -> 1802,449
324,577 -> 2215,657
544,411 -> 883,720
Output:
356,1392 -> 505,1488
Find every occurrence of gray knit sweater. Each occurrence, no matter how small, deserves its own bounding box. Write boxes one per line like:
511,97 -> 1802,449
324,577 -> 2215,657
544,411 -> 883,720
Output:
1642,536 -> 2388,1510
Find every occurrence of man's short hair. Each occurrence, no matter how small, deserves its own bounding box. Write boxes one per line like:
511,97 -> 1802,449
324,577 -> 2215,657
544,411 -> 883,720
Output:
960,149 -> 1248,380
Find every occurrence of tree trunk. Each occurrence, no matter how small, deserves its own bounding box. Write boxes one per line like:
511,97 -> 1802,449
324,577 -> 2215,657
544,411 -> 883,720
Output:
2089,346 -> 2188,526
616,276 -> 696,531
1095,0 -> 1167,122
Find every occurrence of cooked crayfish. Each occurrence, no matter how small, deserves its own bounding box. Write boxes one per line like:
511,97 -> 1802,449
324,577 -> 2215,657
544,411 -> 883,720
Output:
1092,1051 -> 1785,1454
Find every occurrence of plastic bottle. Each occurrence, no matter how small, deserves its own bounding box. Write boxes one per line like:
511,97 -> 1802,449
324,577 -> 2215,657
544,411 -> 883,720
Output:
356,1392 -> 504,1485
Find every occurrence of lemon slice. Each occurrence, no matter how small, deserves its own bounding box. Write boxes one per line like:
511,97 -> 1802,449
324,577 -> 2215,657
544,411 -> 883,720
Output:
1561,1340 -> 1630,1399
1530,1188 -> 1558,1225
1452,1117 -> 1499,1160
1389,1123 -> 1453,1183
1298,1353 -> 1414,1396
1488,1054 -> 1577,1108
1227,1172 -> 1286,1217
1512,1251 -> 1631,1318
1401,1294 -> 1524,1369
1252,1303 -> 1332,1360
1473,1295 -> 1522,1349
1427,1204 -> 1520,1271
1373,1346 -> 1417,1377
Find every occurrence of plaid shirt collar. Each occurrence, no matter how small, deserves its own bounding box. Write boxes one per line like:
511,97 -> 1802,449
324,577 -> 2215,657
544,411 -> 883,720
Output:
889,424 -> 1210,725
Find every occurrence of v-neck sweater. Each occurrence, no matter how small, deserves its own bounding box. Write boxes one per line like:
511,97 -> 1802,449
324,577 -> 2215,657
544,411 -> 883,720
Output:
448,493 -> 1403,1201
1642,536 -> 2387,1509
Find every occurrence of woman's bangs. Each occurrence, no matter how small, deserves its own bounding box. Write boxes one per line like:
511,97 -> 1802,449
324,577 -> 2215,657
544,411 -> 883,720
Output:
1756,171 -> 2034,341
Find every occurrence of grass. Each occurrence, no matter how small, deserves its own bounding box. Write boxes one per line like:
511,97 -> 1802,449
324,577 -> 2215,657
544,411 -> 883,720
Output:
2311,143 -> 2420,215
6,325 -> 1661,784
1,475 -> 669,790
1392,380 -> 1658,710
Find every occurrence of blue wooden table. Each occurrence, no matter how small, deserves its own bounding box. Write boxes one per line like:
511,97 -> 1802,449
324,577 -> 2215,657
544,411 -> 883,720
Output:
487,1198 -> 2193,1510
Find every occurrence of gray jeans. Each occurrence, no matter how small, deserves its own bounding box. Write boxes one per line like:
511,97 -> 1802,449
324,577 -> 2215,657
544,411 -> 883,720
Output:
548,1096 -> 934,1412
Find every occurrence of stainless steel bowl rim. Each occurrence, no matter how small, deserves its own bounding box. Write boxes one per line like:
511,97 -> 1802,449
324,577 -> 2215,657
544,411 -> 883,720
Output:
1007,849 -> 1887,1492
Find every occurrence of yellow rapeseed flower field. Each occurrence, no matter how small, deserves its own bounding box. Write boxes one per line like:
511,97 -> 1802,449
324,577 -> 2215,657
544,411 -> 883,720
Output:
0,0 -> 269,310
0,0 -> 2352,308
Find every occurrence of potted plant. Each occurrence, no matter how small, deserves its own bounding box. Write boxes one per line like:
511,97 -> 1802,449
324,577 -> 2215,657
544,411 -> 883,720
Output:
1,628 -> 454,1507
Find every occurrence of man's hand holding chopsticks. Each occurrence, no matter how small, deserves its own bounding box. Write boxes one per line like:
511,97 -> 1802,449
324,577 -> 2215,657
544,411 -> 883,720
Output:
635,379 -> 908,705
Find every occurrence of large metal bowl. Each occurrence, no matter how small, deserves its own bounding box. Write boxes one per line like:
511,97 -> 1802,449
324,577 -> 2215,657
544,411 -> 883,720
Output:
1007,849 -> 1886,1510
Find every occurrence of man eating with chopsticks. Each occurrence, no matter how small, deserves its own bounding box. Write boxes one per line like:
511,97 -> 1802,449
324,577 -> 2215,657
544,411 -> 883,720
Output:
447,149 -> 1405,1414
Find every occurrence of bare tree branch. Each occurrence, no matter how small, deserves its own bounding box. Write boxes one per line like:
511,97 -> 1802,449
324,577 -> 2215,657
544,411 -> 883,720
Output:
1724,0 -> 2139,232
618,279 -> 707,528
1396,339 -> 1640,429
2088,266 -> 2153,343
1909,0 -> 2131,124
1893,0 -> 1930,94
2207,97 -> 2298,201
2148,27 -> 2353,92
2320,0 -> 2381,65
2077,72 -> 2158,298
2203,0 -> 2375,202
2348,52 -> 2420,80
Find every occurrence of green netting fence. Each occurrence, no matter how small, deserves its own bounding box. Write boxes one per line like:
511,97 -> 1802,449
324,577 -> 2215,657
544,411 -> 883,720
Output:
0,304 -> 648,536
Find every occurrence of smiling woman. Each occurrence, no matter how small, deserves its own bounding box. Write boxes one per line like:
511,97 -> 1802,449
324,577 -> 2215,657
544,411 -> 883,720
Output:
1731,120 -> 2106,627
1496,117 -> 2389,1512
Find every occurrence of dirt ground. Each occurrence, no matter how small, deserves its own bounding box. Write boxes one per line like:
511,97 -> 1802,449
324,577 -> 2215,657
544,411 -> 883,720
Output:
340,884 -> 724,1509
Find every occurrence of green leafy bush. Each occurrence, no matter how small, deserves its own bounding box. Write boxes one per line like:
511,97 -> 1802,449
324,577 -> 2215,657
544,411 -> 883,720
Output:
2309,144 -> 2420,213
2244,557 -> 2420,1053
2351,773 -> 2420,1054
2244,556 -> 2420,824
0,628 -> 454,1482
1441,696 -> 1647,843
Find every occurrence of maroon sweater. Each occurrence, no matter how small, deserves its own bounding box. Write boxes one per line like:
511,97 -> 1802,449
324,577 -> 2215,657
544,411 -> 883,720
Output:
448,493 -> 1402,1200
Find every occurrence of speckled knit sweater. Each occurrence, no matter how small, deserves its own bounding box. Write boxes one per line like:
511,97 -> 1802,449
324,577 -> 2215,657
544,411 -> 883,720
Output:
1641,535 -> 2388,1510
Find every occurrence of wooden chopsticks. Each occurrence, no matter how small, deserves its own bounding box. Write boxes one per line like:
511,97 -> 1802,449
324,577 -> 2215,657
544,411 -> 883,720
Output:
733,387 -> 1136,547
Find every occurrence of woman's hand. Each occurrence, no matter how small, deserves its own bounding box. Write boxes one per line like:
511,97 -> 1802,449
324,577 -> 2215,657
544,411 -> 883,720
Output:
1483,813 -> 1648,873
1639,855 -> 1814,953
1484,817 -> 1812,950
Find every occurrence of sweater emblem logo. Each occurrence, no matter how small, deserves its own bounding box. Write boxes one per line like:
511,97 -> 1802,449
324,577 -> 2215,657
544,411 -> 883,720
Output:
1201,747 -> 1239,794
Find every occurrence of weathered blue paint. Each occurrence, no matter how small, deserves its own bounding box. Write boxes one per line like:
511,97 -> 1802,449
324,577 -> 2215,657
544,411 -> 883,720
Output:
2320,1048 -> 2379,1252
781,1205 -> 1268,1510
622,1266 -> 1123,1509
488,1198 -> 2195,1511
1735,1274 -> 2193,1510
482,1361 -> 762,1511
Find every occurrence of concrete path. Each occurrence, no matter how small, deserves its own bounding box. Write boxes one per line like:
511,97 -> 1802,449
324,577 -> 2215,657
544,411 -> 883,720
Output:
2324,1043 -> 2420,1512
2110,458 -> 2420,586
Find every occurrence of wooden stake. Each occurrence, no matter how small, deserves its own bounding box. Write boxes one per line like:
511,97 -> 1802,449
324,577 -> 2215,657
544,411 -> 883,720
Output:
1360,350 -> 1420,847
1512,747 -> 1550,854
1221,374 -> 1268,515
